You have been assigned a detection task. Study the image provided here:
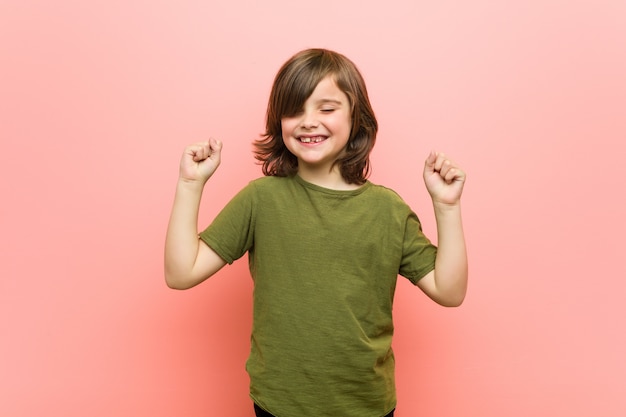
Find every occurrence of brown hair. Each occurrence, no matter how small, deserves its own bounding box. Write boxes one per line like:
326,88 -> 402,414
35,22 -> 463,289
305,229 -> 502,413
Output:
254,48 -> 378,185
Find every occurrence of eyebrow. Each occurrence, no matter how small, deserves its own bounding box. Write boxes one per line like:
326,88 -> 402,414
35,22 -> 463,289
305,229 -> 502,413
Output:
315,98 -> 344,105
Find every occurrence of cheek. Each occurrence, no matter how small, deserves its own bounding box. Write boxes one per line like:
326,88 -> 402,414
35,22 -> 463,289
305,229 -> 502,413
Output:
280,119 -> 295,136
339,115 -> 353,135
279,121 -> 296,151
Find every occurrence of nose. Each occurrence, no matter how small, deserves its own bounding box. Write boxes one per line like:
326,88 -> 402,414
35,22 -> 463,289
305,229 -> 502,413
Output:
301,111 -> 319,129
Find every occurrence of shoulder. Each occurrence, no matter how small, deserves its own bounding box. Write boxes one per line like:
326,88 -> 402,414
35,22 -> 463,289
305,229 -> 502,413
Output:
362,182 -> 426,226
366,182 -> 401,197
364,182 -> 410,207
247,175 -> 294,192
249,175 -> 290,185
238,176 -> 299,204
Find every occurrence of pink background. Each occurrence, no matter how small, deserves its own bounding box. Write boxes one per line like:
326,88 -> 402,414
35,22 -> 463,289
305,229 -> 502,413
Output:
2,1 -> 625,416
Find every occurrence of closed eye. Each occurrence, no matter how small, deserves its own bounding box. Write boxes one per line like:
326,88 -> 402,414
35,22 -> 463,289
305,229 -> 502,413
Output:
285,110 -> 304,117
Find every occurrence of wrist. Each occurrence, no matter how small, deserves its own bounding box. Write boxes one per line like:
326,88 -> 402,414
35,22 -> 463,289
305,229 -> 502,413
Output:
177,177 -> 207,193
432,200 -> 462,215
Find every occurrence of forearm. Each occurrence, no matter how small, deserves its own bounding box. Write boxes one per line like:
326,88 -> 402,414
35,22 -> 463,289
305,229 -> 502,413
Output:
432,202 -> 468,306
164,179 -> 206,288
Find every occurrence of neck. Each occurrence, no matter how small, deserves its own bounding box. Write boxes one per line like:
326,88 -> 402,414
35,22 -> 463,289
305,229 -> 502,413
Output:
297,166 -> 361,190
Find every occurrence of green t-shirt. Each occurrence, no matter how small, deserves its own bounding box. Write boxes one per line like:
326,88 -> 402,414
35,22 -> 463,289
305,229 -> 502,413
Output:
199,175 -> 436,417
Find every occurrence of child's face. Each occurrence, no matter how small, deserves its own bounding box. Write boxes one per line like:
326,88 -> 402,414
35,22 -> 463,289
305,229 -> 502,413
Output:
281,76 -> 352,175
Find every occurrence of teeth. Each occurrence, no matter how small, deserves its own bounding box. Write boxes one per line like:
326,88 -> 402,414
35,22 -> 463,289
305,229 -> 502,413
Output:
300,136 -> 325,143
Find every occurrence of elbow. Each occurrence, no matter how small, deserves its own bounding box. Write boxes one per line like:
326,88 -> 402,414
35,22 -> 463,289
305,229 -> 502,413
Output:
433,284 -> 467,307
165,277 -> 185,290
164,271 -> 195,290
164,266 -> 214,290
165,280 -> 188,290
432,269 -> 467,307
439,293 -> 466,308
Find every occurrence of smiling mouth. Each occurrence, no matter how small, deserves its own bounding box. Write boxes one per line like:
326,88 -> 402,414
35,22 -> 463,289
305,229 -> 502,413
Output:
298,136 -> 327,143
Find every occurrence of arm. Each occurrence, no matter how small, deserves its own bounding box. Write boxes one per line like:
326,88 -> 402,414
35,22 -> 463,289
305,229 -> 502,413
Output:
164,139 -> 227,290
416,152 -> 468,307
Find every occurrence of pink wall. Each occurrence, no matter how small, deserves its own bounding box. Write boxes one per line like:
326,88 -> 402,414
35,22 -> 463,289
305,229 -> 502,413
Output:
2,1 -> 625,416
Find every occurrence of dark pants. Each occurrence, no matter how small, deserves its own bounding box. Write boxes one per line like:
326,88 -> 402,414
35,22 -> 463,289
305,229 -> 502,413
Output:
254,403 -> 395,417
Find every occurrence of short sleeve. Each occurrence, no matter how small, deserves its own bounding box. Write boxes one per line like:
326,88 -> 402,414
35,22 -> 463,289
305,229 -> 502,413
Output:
198,183 -> 256,264
399,211 -> 437,284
